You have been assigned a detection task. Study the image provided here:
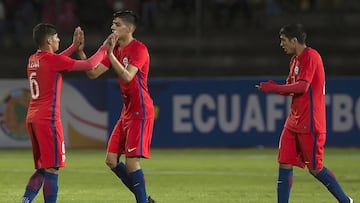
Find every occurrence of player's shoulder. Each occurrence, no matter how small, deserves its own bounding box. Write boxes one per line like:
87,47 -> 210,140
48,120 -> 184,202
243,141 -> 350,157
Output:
29,51 -> 56,64
299,47 -> 322,63
132,39 -> 148,51
303,47 -> 321,57
36,51 -> 61,59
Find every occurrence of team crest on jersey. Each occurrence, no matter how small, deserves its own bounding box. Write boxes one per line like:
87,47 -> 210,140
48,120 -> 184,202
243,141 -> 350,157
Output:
294,66 -> 299,75
0,88 -> 30,141
123,57 -> 129,68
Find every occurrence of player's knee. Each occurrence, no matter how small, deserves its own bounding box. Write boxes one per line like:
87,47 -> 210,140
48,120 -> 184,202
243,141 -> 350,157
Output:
45,167 -> 59,174
309,169 -> 319,176
125,157 -> 141,172
105,158 -> 117,168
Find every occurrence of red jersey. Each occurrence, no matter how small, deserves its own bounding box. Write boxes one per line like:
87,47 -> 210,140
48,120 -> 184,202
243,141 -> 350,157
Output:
26,50 -> 76,122
102,39 -> 154,120
284,47 -> 326,134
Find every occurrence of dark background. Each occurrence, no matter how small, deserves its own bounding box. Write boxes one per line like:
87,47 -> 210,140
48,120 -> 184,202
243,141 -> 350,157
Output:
1,0 -> 360,78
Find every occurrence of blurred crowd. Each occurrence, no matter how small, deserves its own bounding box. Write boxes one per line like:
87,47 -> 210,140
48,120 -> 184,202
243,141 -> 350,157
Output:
0,0 -> 355,48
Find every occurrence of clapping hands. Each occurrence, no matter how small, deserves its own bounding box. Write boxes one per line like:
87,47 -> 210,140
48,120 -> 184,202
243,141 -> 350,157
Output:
73,27 -> 85,52
104,33 -> 119,55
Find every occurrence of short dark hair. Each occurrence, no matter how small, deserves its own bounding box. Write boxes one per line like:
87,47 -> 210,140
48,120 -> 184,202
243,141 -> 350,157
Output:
33,23 -> 57,47
113,10 -> 138,27
279,24 -> 307,44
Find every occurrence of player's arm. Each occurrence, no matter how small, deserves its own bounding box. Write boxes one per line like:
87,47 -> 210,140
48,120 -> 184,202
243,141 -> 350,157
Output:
84,34 -> 113,79
70,33 -> 115,71
72,27 -> 108,78
70,27 -> 108,78
60,27 -> 83,56
70,45 -> 107,71
86,64 -> 109,79
109,53 -> 138,83
59,44 -> 76,56
257,80 -> 310,95
106,33 -> 138,83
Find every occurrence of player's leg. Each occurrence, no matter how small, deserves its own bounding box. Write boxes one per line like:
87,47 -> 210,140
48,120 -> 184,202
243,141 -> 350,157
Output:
38,121 -> 65,203
299,133 -> 353,203
106,152 -> 135,192
126,157 -> 148,203
277,129 -> 305,203
106,153 -> 155,202
42,167 -> 59,203
105,119 -> 135,193
107,153 -> 155,203
22,169 -> 45,203
125,119 -> 155,203
311,168 -> 352,203
277,164 -> 293,203
22,123 -> 45,203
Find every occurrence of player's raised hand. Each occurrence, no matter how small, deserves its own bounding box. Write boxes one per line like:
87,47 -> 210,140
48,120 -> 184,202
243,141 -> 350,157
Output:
73,27 -> 85,52
104,33 -> 119,55
78,28 -> 85,52
73,27 -> 87,59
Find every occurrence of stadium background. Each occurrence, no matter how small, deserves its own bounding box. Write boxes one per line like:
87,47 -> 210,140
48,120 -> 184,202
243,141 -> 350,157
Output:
1,0 -> 360,148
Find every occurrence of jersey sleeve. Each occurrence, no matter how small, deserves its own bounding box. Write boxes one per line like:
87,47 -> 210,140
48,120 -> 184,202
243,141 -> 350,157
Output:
286,56 -> 296,84
298,51 -> 317,83
49,54 -> 77,72
128,45 -> 148,70
100,56 -> 111,68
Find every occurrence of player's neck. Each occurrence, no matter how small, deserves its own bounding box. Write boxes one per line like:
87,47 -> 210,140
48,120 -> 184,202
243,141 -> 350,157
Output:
118,36 -> 134,48
38,46 -> 54,53
295,44 -> 307,56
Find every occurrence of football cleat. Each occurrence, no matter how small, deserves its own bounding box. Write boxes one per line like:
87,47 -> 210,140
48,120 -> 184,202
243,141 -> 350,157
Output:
147,196 -> 156,203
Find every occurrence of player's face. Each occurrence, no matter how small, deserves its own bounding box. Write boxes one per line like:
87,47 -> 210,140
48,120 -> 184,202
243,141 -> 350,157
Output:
48,34 -> 60,52
111,18 -> 131,40
280,34 -> 295,54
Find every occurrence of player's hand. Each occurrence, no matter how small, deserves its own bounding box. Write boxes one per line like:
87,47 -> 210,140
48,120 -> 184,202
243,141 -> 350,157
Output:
257,80 -> 278,93
104,33 -> 118,55
73,27 -> 85,52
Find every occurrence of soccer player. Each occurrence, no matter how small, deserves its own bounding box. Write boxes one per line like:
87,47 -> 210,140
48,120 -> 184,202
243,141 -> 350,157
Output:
256,23 -> 353,203
22,23 -> 110,203
85,10 -> 155,203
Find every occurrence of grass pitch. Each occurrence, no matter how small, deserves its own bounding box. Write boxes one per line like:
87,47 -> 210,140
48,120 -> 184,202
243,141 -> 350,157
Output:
0,148 -> 359,203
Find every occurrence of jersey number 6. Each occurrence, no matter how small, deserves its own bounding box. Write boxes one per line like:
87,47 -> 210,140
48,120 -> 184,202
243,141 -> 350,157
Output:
29,72 -> 40,99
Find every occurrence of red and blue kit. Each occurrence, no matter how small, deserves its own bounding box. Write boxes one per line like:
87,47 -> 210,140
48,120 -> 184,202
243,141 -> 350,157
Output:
284,47 -> 326,134
279,47 -> 326,170
103,39 -> 155,158
26,50 -> 75,169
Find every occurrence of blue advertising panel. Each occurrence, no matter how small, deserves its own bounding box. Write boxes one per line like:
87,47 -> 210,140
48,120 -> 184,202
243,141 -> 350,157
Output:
107,77 -> 360,148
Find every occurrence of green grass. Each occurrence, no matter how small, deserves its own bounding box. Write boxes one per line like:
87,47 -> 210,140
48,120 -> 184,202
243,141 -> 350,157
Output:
0,148 -> 359,203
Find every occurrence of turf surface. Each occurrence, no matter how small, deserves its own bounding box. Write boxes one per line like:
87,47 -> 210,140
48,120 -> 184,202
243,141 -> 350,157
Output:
0,148 -> 358,203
